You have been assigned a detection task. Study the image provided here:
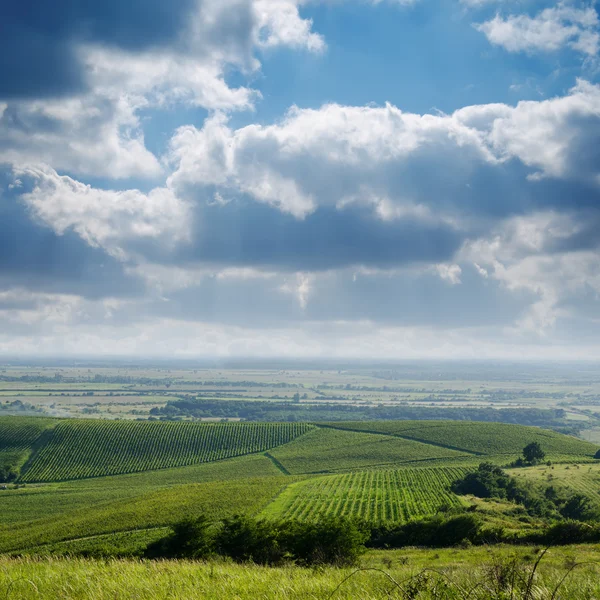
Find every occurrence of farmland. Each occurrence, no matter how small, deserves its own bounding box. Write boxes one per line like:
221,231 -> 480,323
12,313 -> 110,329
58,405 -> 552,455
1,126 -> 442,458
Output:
0,363 -> 600,598
20,420 -> 313,481
261,467 -> 468,522
0,410 -> 597,557
329,421 -> 598,457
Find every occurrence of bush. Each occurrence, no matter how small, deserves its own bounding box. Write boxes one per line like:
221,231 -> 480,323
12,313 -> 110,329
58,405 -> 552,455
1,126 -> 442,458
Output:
214,515 -> 284,565
281,517 -> 368,566
526,520 -> 600,545
452,463 -> 511,499
146,515 -> 368,566
0,465 -> 18,483
145,515 -> 215,559
369,514 -> 482,549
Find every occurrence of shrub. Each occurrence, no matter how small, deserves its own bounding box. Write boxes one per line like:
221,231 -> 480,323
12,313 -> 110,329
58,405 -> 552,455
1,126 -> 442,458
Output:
369,514 -> 481,549
145,515 -> 215,559
214,515 -> 284,565
281,517 -> 368,566
451,463 -> 511,499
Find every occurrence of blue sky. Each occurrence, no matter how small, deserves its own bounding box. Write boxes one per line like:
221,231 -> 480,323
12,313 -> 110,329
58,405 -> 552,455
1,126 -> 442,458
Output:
1,0 -> 600,359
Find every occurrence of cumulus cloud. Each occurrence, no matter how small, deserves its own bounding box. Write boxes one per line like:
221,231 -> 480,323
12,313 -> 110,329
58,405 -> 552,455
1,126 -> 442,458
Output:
16,166 -> 190,255
0,0 -> 325,180
476,4 -> 600,56
168,81 -> 600,222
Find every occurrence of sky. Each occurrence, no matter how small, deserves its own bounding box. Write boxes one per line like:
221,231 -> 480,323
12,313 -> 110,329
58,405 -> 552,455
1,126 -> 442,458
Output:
1,0 -> 600,360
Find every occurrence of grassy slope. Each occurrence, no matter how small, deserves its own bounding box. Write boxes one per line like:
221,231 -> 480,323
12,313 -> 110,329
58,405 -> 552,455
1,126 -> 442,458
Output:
0,453 -> 283,527
1,546 -> 600,599
510,462 -> 600,508
269,427 -> 470,474
0,475 -> 291,553
328,421 -> 598,458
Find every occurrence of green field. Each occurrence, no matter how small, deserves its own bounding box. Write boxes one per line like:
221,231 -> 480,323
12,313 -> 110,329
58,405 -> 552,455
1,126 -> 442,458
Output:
261,467 -> 468,522
329,421 -> 599,457
0,414 -> 598,559
267,427 -> 471,474
19,420 -> 313,481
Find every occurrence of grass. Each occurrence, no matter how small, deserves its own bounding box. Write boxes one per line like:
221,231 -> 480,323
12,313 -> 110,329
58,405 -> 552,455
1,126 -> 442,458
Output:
0,475 -> 291,553
261,467 -> 469,522
510,462 -> 600,508
1,545 -> 600,599
0,454 -> 284,527
329,421 -> 598,458
20,420 -> 314,482
269,427 -> 469,474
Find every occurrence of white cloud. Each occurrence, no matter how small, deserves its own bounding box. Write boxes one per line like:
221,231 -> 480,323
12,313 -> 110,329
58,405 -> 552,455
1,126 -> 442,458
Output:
16,165 -> 190,256
0,95 -> 162,180
476,4 -> 600,56
462,210 -> 600,334
0,0 -> 325,180
167,81 -> 600,220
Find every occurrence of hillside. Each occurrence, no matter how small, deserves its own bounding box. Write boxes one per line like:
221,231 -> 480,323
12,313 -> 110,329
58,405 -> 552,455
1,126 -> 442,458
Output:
0,415 -> 598,556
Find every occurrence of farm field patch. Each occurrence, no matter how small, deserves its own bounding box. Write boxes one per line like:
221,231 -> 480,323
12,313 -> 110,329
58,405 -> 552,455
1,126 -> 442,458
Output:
261,467 -> 469,522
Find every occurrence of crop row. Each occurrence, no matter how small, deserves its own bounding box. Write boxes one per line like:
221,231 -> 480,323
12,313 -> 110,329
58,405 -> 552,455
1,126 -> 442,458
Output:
20,421 -> 314,482
0,417 -> 56,452
269,466 -> 468,522
330,422 -> 598,457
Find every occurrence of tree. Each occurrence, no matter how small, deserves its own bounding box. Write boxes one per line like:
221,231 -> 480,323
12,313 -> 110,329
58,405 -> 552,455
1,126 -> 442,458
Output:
522,442 -> 545,464
594,449 -> 600,460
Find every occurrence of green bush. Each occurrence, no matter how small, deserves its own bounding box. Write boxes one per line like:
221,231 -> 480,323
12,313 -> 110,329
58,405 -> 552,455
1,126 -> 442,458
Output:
146,515 -> 367,566
215,515 -> 284,565
369,514 -> 482,549
145,515 -> 215,559
281,517 -> 368,566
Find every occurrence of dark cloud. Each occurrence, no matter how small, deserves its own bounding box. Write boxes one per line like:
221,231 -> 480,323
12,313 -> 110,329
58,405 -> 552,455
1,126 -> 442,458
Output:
0,0 -> 197,99
143,198 -> 465,272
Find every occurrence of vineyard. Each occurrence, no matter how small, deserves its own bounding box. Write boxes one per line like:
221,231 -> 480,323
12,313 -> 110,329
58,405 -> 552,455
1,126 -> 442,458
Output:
0,417 -> 57,475
268,427 -> 469,474
329,421 -> 598,458
20,421 -> 314,482
261,467 -> 468,522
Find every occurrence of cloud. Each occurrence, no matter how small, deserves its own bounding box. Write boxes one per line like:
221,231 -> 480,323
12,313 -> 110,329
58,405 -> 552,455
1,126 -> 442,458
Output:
15,166 -> 190,256
168,82 -> 600,223
0,0 -> 325,180
476,4 -> 600,56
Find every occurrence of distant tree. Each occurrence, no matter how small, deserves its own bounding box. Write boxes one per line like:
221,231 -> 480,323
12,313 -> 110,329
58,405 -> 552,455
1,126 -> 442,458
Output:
594,449 -> 600,460
522,442 -> 545,464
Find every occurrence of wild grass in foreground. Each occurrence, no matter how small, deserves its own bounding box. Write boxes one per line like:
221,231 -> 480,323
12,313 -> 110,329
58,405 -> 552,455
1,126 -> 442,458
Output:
1,545 -> 600,599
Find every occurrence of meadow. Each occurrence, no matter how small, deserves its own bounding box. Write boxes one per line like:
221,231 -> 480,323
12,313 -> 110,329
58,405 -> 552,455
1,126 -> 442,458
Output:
2,545 -> 600,599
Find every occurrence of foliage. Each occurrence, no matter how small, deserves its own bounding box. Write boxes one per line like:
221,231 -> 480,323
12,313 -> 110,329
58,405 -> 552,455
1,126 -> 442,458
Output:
451,463 -> 512,499
522,442 -> 546,464
145,515 -> 215,559
147,515 -> 368,566
21,420 -> 314,482
369,513 -> 482,548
